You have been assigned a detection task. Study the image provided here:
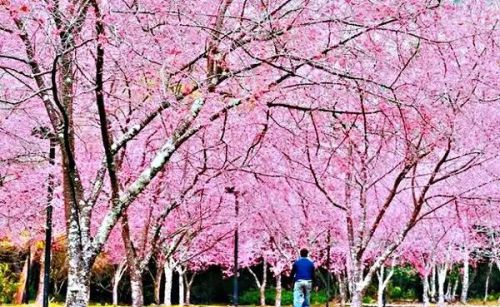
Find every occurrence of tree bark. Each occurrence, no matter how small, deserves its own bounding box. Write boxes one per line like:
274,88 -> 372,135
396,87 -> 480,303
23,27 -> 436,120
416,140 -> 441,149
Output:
351,290 -> 363,307
430,265 -> 437,303
347,256 -> 370,307
338,272 -> 347,307
422,271 -> 430,307
122,212 -> 145,307
377,266 -> 385,307
154,260 -> 164,305
274,273 -> 282,307
163,260 -> 174,306
451,278 -> 458,302
112,260 -> 127,306
437,264 -> 448,307
65,265 -> 91,307
249,260 -> 268,307
185,272 -> 196,306
35,250 -> 45,306
483,260 -> 493,303
14,246 -> 34,304
460,247 -> 469,304
177,266 -> 185,306
445,279 -> 451,302
377,263 -> 394,307
130,270 -> 145,307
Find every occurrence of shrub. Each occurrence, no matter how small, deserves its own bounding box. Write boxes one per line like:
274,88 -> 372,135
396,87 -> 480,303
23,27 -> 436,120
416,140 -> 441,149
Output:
0,263 -> 19,304
240,288 -> 329,305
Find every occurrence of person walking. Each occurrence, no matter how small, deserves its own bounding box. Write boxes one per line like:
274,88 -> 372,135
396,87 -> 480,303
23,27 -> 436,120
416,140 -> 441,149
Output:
291,248 -> 315,307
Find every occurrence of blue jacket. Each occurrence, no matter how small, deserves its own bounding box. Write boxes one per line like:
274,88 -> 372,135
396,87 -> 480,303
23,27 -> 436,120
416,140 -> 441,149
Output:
291,257 -> 315,282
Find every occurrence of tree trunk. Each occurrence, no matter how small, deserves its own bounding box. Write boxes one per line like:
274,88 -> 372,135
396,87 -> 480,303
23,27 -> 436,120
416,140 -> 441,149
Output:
248,260 -> 268,307
13,246 -> 34,304
483,260 -> 493,303
445,280 -> 451,302
351,290 -> 363,307
130,268 -> 144,307
460,248 -> 469,304
347,258 -> 370,307
430,265 -> 437,303
112,276 -> 119,306
261,261 -> 267,306
121,212 -> 145,307
422,271 -> 430,307
154,260 -> 164,305
177,266 -> 185,306
112,260 -> 127,306
185,281 -> 191,306
35,250 -> 45,306
65,266 -> 91,307
163,261 -> 174,306
274,273 -> 282,307
451,279 -> 458,302
338,272 -> 347,307
185,272 -> 196,306
437,264 -> 448,307
377,286 -> 384,306
376,262 -> 394,307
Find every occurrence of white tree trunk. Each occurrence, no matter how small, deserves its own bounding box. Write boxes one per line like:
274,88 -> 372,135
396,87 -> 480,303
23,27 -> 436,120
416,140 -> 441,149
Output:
451,279 -> 458,302
377,271 -> 385,307
483,260 -> 493,303
274,273 -> 282,307
248,260 -> 268,307
65,205 -> 94,307
185,272 -> 196,306
437,264 -> 448,307
430,265 -> 437,303
130,274 -> 144,307
35,250 -> 45,306
351,289 -> 363,307
163,261 -> 174,307
460,248 -> 469,304
177,266 -> 185,306
260,286 -> 266,306
65,266 -> 91,307
185,284 -> 191,306
261,261 -> 267,306
422,271 -> 430,307
376,261 -> 395,307
185,280 -> 191,306
338,272 -> 347,307
130,269 -> 144,307
445,280 -> 451,302
112,260 -> 127,306
347,257 -> 370,307
112,277 -> 119,306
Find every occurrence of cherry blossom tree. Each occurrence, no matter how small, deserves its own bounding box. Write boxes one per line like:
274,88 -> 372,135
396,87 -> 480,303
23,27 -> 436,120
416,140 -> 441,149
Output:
1,0 -> 327,305
1,1 -> 499,307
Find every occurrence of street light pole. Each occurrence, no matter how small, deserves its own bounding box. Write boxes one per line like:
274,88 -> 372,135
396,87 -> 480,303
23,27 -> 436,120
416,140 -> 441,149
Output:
225,186 -> 239,306
32,126 -> 56,307
43,137 -> 56,307
233,192 -> 239,306
326,230 -> 331,307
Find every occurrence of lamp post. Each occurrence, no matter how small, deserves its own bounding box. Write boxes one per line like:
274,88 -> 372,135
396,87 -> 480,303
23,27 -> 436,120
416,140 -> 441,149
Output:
326,230 -> 331,307
32,126 -> 56,307
225,186 -> 239,306
43,137 -> 56,307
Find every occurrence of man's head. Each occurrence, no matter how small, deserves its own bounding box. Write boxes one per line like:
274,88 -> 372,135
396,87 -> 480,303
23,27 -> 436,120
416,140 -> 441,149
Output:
300,248 -> 309,258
